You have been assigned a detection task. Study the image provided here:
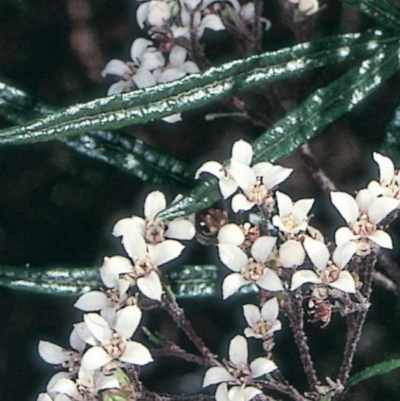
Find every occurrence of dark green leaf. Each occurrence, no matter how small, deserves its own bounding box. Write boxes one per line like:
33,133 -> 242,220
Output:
348,359 -> 400,387
0,30 -> 397,144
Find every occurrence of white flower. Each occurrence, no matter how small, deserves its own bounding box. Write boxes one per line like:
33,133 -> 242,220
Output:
217,223 -> 245,246
113,190 -> 195,246
288,0 -> 319,15
203,335 -> 277,387
243,297 -> 282,339
79,306 -> 153,372
278,239 -> 306,268
272,191 -> 314,236
331,191 -> 398,255
136,0 -> 172,29
218,236 -> 283,299
291,236 -> 357,293
215,383 -> 261,401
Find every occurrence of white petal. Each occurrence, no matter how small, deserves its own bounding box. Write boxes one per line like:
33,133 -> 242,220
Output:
290,270 -> 321,290
101,59 -> 132,79
215,383 -> 230,401
243,304 -> 261,326
84,313 -> 112,343
368,230 -> 393,249
158,67 -> 186,83
203,367 -> 233,387
355,188 -> 373,213
107,80 -> 134,95
114,305 -> 142,338
330,271 -> 356,293
222,273 -> 249,299
112,217 -> 145,240
162,113 -> 182,123
145,191 -> 166,220
272,215 -> 289,233
122,232 -> 147,261
120,341 -> 154,365
261,297 -> 279,322
169,45 -> 187,67
220,176 -> 240,199
46,371 -> 70,396
230,159 -> 256,190
373,152 -> 395,185
74,291 -> 108,312
50,378 -> 80,398
275,191 -> 293,218
73,321 -> 97,347
261,165 -> 293,189
231,194 -> 255,212
198,14 -> 225,37
231,140 -> 252,165
250,357 -> 277,378
229,335 -> 248,366
218,224 -> 245,245
334,226 -> 356,247
368,180 -> 388,198
368,196 -> 398,224
218,244 -> 247,271
256,268 -> 283,292
165,219 -> 195,240
195,161 -> 224,179
292,198 -> 314,222
147,0 -> 171,27
133,68 -> 157,88
279,240 -> 305,268
303,236 -> 329,270
137,271 -> 163,300
130,38 -> 152,64
69,327 -> 85,353
332,241 -> 356,268
81,346 -> 113,371
141,50 -> 165,70
251,236 -> 276,263
100,255 -> 133,288
37,393 -> 53,401
136,3 -> 149,29
243,386 -> 262,401
330,192 -> 359,225
38,341 -> 67,365
149,240 -> 184,266
252,162 -> 272,177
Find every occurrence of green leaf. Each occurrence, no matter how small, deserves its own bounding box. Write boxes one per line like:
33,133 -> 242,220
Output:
381,95 -> 400,160
160,43 -> 400,219
0,82 -> 192,186
341,0 -> 400,31
347,359 -> 400,387
0,30 -> 397,144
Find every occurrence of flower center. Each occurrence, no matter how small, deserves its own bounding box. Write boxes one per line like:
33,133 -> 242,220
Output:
102,332 -> 127,359
252,318 -> 273,337
244,180 -> 268,205
282,215 -> 299,231
241,259 -> 265,282
145,219 -> 166,244
61,350 -> 81,373
352,213 -> 376,236
321,262 -> 340,285
225,360 -> 253,385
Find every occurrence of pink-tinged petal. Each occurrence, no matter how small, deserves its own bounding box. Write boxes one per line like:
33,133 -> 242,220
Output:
222,273 -> 249,299
355,189 -> 373,213
303,236 -> 329,270
195,161 -> 224,179
231,194 -> 255,212
74,291 -> 108,312
229,335 -> 248,366
81,346 -> 113,371
330,271 -> 356,293
332,241 -> 356,269
262,165 -> 293,190
144,191 -> 166,220
368,197 -> 399,224
203,367 -> 233,387
373,152 -> 395,185
292,198 -> 314,222
38,341 -> 67,365
231,140 -> 253,166
279,240 -> 305,268
230,159 -> 256,190
261,297 -> 279,322
290,270 -> 321,290
330,192 -> 359,225
219,177 -> 239,199
84,313 -> 112,343
100,256 -> 133,288
218,244 -> 247,272
120,341 -> 153,365
251,236 -> 276,263
121,232 -> 147,261
275,191 -> 293,218
218,224 -> 245,245
250,357 -> 277,378
136,2 -> 150,28
368,230 -> 393,249
335,227 -> 356,247
215,383 -> 230,401
256,269 -> 283,292
165,219 -> 195,240
69,327 -> 85,353
243,304 -> 261,326
149,240 -> 184,266
137,271 -> 163,301
114,305 -> 142,339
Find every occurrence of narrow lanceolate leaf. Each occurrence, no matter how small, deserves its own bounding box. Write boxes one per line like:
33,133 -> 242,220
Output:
0,264 -> 219,297
341,0 -> 400,31
0,30 -> 397,145
348,359 -> 400,387
0,82 -> 192,186
381,96 -> 400,160
160,44 -> 400,219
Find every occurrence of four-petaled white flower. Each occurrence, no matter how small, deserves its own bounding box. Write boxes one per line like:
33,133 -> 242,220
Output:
291,236 -> 357,293
203,335 -> 277,387
215,382 -> 261,401
218,236 -> 283,299
272,191 -> 314,236
243,297 -> 282,339
331,191 -> 398,256
79,306 -> 153,372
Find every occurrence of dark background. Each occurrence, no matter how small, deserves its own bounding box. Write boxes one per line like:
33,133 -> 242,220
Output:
1,0 -> 400,400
